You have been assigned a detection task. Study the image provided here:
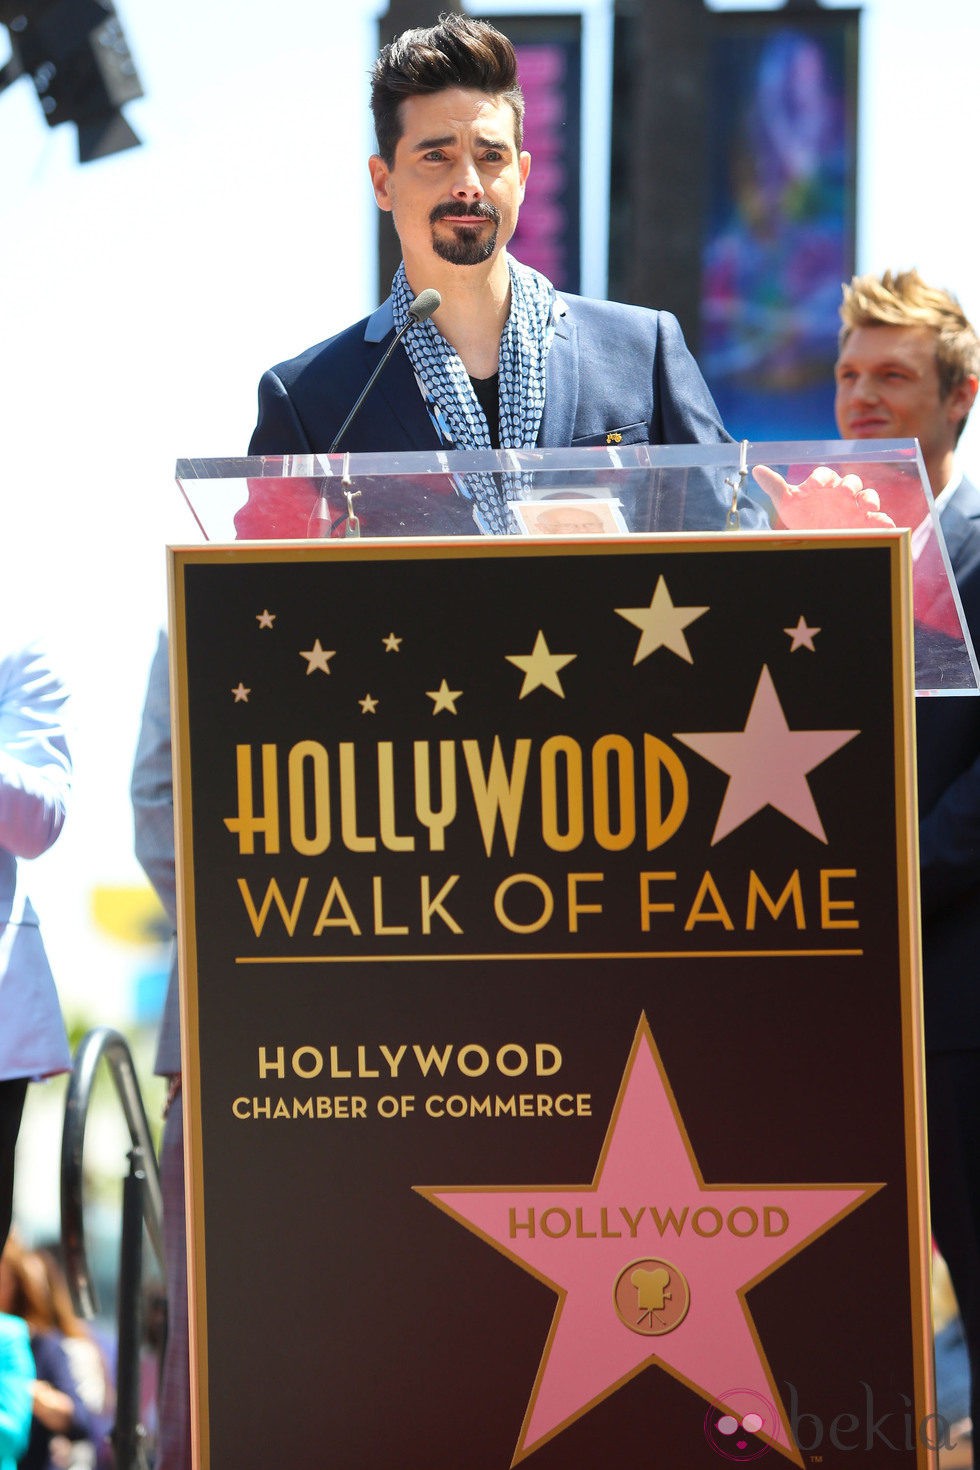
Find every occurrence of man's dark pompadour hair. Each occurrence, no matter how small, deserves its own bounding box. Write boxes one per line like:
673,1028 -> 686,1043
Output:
371,12 -> 525,165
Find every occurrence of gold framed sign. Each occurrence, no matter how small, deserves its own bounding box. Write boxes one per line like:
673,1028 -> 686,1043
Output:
170,532 -> 934,1468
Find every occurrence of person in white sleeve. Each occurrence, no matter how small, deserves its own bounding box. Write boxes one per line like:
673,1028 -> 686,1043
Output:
0,630 -> 72,1255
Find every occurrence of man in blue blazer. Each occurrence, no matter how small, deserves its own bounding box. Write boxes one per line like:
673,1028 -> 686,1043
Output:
247,14 -> 884,538
249,17 -> 723,467
836,268 -> 980,1443
248,13 -> 738,538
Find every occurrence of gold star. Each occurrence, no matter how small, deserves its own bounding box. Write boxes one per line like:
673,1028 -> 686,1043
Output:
506,630 -> 577,699
383,632 -> 403,652
256,609 -> 276,629
615,577 -> 709,664
359,693 -> 379,715
299,639 -> 335,675
427,679 -> 462,715
231,683 -> 250,702
785,616 -> 821,652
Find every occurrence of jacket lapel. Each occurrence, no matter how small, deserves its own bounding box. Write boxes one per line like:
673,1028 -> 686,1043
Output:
951,476 -> 980,522
360,293 -> 580,450
538,298 -> 577,447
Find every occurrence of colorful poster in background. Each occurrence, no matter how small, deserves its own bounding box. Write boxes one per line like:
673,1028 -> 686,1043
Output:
483,14 -> 582,294
171,533 -> 933,1467
700,13 -> 859,441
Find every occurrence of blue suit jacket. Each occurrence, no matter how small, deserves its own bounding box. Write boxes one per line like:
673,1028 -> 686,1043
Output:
249,293 -> 731,457
915,477 -> 980,1049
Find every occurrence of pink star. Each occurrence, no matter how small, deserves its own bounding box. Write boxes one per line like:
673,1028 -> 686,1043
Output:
784,616 -> 820,652
675,665 -> 858,843
418,1018 -> 876,1464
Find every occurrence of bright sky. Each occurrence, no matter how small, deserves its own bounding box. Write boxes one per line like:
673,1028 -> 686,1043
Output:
3,0 -> 980,1026
1,1 -> 383,1017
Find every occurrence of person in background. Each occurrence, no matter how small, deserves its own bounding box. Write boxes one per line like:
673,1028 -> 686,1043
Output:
0,1309 -> 33,1470
835,267 -> 980,1449
131,631 -> 188,1470
34,1249 -> 113,1469
0,630 -> 72,1256
0,1233 -> 94,1470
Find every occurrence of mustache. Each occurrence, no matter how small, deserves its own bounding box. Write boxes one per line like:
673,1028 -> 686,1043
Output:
429,200 -> 501,225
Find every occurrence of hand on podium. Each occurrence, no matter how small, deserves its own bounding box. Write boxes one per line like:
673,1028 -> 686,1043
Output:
753,464 -> 896,531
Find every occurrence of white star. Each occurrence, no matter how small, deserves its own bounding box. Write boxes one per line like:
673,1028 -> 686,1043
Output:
615,577 -> 709,664
675,665 -> 859,843
383,632 -> 403,652
256,609 -> 276,629
359,693 -> 379,715
785,616 -> 820,652
231,683 -> 250,703
299,639 -> 335,675
506,630 -> 577,699
427,679 -> 462,715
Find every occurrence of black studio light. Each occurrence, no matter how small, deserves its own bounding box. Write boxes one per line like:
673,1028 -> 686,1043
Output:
0,0 -> 143,163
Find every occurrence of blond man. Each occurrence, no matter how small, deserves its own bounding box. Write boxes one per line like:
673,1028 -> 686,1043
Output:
836,269 -> 980,1441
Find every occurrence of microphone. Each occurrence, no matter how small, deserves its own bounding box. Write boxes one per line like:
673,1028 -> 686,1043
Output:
327,288 -> 442,454
406,288 -> 442,321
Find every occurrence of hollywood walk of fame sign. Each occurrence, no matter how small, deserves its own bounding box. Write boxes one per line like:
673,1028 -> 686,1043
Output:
169,531 -> 933,1469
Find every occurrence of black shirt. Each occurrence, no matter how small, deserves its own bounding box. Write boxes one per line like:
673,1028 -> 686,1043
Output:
469,373 -> 500,447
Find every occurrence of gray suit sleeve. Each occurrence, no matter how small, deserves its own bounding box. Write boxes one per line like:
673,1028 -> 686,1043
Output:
131,631 -> 177,928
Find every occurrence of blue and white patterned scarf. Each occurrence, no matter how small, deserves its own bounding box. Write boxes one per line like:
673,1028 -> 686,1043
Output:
392,257 -> 557,533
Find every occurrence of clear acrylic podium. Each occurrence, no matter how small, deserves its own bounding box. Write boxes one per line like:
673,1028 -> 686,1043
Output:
176,438 -> 979,697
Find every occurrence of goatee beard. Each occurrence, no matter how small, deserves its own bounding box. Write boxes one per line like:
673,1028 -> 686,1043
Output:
429,201 -> 501,266
432,227 -> 499,266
